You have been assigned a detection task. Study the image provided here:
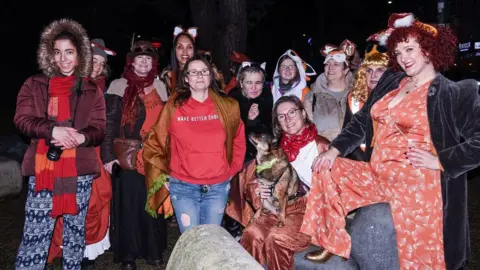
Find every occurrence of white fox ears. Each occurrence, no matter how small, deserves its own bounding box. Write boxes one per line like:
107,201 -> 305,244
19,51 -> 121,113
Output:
173,26 -> 198,40
241,61 -> 266,71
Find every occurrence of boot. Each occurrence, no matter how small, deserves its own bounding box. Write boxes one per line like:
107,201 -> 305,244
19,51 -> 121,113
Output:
304,248 -> 335,263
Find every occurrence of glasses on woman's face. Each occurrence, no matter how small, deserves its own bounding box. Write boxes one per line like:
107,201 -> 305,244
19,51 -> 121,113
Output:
186,69 -> 211,77
277,108 -> 301,122
280,65 -> 296,71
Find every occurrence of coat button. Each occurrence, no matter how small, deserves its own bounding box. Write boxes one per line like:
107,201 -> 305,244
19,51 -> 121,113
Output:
428,86 -> 437,96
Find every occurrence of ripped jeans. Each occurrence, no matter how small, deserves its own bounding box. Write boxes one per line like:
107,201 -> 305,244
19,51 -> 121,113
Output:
169,177 -> 230,233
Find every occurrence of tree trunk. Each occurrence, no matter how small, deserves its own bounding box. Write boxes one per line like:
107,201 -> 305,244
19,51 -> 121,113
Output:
216,0 -> 247,83
189,0 -> 218,51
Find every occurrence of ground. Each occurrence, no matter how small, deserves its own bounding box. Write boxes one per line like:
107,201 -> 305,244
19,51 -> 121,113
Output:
0,178 -> 479,269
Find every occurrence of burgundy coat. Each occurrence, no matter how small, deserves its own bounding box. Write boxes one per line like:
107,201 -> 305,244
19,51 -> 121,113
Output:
14,74 -> 106,177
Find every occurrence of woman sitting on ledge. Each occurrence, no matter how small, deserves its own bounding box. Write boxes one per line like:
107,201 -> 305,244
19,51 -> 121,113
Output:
240,96 -> 329,270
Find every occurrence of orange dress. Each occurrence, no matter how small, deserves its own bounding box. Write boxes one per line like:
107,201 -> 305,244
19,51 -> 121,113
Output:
301,80 -> 446,269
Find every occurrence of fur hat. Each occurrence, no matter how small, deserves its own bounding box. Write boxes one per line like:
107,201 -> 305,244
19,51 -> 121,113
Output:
37,18 -> 92,78
128,40 -> 158,59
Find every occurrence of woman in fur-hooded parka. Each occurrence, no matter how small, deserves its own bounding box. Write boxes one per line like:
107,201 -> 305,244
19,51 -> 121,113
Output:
14,18 -> 106,270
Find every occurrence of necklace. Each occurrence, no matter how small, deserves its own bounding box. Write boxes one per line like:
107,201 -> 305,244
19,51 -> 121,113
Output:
405,79 -> 418,95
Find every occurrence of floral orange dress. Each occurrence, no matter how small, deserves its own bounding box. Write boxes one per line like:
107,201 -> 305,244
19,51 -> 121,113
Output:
301,80 -> 446,269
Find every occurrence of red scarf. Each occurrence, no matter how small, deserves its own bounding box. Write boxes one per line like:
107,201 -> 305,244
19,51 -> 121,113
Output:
121,64 -> 156,128
35,75 -> 78,217
280,124 -> 318,162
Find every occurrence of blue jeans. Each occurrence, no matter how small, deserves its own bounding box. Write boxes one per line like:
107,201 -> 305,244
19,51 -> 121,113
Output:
169,177 -> 230,233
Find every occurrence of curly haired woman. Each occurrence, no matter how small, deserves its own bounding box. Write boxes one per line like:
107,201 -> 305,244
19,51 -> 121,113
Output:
304,13 -> 480,269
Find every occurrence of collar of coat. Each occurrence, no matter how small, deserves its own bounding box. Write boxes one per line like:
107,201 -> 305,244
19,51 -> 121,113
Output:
142,89 -> 241,217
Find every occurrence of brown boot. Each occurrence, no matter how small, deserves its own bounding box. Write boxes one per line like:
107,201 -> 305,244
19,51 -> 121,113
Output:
304,248 -> 335,263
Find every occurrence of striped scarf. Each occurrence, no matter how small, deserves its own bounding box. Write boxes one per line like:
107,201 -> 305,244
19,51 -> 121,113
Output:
35,75 -> 78,217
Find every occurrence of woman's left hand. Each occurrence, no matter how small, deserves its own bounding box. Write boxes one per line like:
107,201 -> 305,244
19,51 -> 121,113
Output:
51,130 -> 85,150
406,147 -> 441,170
68,130 -> 86,146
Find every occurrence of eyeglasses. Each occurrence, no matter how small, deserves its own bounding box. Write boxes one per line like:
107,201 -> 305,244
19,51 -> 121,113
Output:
277,108 -> 301,122
280,65 -> 296,70
186,69 -> 211,77
133,47 -> 155,53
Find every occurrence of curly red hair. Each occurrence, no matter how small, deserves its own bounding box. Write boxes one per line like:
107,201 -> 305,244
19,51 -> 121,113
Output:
387,25 -> 457,72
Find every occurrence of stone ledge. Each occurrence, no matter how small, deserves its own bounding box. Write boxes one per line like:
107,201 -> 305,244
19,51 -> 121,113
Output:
167,224 -> 263,270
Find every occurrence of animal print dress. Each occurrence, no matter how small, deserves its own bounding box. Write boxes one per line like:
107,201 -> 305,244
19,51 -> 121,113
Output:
301,80 -> 446,269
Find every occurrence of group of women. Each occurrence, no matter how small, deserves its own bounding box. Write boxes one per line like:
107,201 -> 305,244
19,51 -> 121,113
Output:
13,11 -> 480,270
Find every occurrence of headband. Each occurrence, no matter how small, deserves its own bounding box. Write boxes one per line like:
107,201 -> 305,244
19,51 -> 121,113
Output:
321,39 -> 356,65
173,26 -> 198,40
241,61 -> 266,71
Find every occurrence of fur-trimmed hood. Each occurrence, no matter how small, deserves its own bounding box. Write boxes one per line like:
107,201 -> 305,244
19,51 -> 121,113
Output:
37,18 -> 92,78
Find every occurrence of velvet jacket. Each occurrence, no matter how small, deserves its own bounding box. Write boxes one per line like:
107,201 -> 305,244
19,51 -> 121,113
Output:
330,70 -> 480,270
341,95 -> 366,162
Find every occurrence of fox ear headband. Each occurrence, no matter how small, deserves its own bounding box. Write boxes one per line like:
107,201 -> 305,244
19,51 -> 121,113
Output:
321,39 -> 356,65
367,13 -> 438,48
241,61 -> 266,71
173,26 -> 198,40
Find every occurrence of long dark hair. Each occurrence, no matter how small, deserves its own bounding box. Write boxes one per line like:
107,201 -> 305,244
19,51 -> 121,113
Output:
272,95 -> 313,142
174,55 -> 225,106
170,33 -> 196,78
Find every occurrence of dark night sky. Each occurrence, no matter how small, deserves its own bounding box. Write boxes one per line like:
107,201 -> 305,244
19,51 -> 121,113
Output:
0,0 -> 439,134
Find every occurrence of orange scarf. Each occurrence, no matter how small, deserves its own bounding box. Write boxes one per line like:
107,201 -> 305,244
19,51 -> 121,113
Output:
35,75 -> 78,217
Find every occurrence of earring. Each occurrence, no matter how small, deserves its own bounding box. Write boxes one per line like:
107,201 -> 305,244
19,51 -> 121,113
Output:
424,56 -> 431,64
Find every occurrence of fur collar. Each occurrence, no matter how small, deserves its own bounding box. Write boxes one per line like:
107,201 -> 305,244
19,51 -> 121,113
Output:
37,18 -> 92,78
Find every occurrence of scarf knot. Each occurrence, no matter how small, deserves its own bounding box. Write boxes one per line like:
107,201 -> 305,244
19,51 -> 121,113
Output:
121,63 -> 156,128
280,124 -> 318,162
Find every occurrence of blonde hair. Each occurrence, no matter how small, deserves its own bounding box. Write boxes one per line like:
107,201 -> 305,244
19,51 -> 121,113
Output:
350,53 -> 389,102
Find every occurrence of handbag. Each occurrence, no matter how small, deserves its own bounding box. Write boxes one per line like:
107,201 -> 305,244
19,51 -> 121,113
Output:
113,127 -> 143,170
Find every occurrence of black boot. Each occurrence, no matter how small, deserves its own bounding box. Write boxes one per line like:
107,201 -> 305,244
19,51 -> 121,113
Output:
81,258 -> 95,270
222,215 -> 243,241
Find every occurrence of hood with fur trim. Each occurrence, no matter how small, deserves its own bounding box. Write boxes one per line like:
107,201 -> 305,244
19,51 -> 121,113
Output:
37,18 -> 92,78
